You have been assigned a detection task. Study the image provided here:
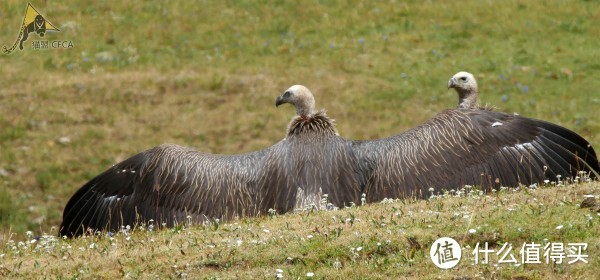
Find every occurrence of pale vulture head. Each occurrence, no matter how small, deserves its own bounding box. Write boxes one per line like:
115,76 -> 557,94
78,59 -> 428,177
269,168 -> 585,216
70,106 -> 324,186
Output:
275,85 -> 316,117
447,71 -> 478,109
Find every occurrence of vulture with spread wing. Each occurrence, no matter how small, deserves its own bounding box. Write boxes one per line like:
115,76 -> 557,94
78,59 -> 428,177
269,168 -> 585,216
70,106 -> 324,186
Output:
60,85 -> 362,237
60,84 -> 599,237
352,72 -> 598,201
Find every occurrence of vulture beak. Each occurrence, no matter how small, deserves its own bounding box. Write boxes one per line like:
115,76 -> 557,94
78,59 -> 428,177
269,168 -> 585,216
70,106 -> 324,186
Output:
447,78 -> 456,89
275,95 -> 286,107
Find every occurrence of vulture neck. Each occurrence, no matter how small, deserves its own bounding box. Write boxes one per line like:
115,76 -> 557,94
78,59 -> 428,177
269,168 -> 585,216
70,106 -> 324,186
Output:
286,111 -> 338,137
457,89 -> 478,109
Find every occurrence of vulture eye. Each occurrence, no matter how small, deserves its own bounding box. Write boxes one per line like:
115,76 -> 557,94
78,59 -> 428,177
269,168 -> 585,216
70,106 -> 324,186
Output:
460,77 -> 467,81
283,91 -> 291,97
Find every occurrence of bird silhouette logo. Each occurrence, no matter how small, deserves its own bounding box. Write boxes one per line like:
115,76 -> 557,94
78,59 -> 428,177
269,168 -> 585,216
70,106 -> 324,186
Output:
2,3 -> 60,55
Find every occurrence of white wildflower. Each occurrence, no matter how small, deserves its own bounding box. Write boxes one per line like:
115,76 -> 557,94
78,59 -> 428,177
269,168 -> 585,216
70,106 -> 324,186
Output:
555,225 -> 563,230
333,258 -> 341,270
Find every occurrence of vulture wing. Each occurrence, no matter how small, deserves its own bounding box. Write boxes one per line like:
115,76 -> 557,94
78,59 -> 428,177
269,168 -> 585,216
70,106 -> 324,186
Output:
353,109 -> 599,201
60,144 -> 273,237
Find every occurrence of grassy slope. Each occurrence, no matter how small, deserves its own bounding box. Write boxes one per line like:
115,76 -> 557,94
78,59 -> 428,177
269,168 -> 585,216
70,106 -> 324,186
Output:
0,0 -> 599,277
1,182 -> 599,279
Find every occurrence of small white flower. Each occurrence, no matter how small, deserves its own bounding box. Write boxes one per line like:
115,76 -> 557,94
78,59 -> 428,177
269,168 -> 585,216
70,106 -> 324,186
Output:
585,214 -> 593,221
307,234 -> 313,239
555,225 -> 563,230
263,229 -> 270,233
276,269 -> 283,273
333,258 -> 341,270
306,272 -> 314,277
468,229 -> 477,234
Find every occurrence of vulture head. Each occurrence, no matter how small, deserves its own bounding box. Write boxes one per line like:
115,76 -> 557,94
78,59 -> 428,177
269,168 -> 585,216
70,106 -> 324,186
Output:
276,85 -> 316,117
448,71 -> 478,109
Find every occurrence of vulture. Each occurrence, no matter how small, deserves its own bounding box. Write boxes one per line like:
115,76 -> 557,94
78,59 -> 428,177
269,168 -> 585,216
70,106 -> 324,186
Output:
60,85 -> 363,237
60,84 -> 600,237
350,71 -> 598,201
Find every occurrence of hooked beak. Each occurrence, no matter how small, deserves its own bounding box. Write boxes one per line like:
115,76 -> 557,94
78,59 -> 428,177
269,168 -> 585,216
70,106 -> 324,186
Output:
275,95 -> 285,107
447,78 -> 456,89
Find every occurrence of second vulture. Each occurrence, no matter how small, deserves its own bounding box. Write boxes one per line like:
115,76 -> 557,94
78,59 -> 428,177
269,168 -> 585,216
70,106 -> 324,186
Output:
60,83 -> 599,237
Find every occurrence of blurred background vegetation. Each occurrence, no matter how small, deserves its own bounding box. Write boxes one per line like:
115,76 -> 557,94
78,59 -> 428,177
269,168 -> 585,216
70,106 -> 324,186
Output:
0,0 -> 598,236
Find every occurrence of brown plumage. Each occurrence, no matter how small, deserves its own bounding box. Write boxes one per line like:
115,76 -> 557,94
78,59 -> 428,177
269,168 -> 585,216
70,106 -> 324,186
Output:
353,72 -> 599,200
353,73 -> 598,200
353,108 -> 598,201
60,85 -> 599,237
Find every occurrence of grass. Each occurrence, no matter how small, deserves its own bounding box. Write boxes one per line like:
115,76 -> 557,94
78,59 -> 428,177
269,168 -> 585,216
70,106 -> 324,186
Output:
0,0 -> 599,277
1,182 -> 598,279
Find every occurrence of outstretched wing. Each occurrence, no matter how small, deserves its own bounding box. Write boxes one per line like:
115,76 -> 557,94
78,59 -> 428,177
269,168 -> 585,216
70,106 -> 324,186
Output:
353,109 -> 599,201
59,144 -> 271,237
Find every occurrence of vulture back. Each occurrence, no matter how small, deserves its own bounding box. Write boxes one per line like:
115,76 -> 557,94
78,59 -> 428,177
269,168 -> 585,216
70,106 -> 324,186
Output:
256,112 -> 363,212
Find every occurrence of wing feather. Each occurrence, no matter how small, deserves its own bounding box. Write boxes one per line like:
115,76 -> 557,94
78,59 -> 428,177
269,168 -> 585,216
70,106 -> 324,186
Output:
354,109 -> 599,199
60,144 -> 270,237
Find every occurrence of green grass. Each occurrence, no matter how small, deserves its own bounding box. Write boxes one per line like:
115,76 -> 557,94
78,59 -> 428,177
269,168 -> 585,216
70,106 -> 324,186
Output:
1,182 -> 598,279
0,0 -> 599,277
